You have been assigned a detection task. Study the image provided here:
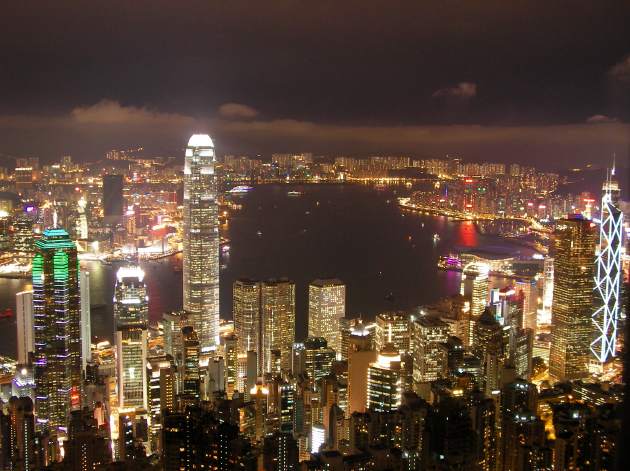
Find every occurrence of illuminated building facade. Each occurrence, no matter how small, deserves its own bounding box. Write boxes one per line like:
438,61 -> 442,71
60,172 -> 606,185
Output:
182,326 -> 201,398
591,170 -> 623,364
549,216 -> 596,381
461,263 -> 489,319
114,266 -> 148,411
233,279 -> 262,367
411,317 -> 449,386
374,311 -> 410,354
308,279 -> 346,356
32,228 -> 82,431
366,345 -> 402,412
261,279 -> 295,373
183,134 -> 219,351
16,290 -> 34,365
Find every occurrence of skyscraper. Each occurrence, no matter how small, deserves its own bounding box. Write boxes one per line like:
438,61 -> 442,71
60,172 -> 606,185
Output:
308,279 -> 346,356
114,266 -> 149,411
461,263 -> 489,320
80,270 -> 91,375
32,228 -> 81,431
366,344 -> 403,412
15,290 -> 33,366
8,396 -> 35,471
549,216 -> 596,381
233,279 -> 262,363
183,134 -> 219,352
592,168 -> 623,364
411,316 -> 449,391
102,174 -> 124,226
261,279 -> 295,373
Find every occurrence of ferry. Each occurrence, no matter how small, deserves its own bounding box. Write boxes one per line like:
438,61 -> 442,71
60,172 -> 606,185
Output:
287,190 -> 303,197
433,233 -> 440,242
228,185 -> 253,194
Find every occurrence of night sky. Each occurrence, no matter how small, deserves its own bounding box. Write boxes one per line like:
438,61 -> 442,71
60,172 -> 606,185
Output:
1,1 -> 630,167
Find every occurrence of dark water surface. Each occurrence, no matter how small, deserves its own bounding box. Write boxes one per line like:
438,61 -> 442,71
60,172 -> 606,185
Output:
0,184 -> 530,357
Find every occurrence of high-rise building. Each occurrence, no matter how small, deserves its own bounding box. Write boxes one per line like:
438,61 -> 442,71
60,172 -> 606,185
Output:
223,333 -> 238,397
8,397 -> 35,471
308,279 -> 345,356
374,311 -> 410,354
102,174 -> 124,226
411,316 -> 449,390
114,266 -> 148,411
15,290 -> 33,366
294,337 -> 336,384
461,263 -> 489,322
183,134 -> 219,352
80,270 -> 91,375
181,326 -> 201,398
32,228 -> 82,431
233,279 -> 262,365
261,279 -> 295,373
549,216 -> 596,381
592,168 -> 623,364
366,344 -> 403,412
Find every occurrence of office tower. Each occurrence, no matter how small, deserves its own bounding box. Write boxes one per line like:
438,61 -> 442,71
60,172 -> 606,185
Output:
374,311 -> 410,354
76,197 -> 88,240
251,383 -> 269,442
308,279 -> 345,356
470,392 -> 497,471
347,339 -> 377,415
114,266 -> 148,411
261,279 -> 295,373
366,344 -> 403,412
475,308 -> 505,394
12,214 -> 34,256
147,356 -> 176,452
540,257 -> 554,324
15,290 -> 33,365
80,270 -> 91,375
223,333 -> 238,397
181,326 -> 201,398
311,424 -> 326,454
411,317 -> 449,395
263,432 -> 299,471
515,278 -> 537,332
183,134 -> 219,352
32,228 -> 81,431
162,311 -> 184,358
501,411 -> 550,471
592,168 -> 623,364
549,216 -> 597,381
102,174 -> 124,226
65,408 -> 110,471
8,397 -> 35,471
279,382 -> 296,434
296,337 -> 336,384
428,398 -> 476,470
461,262 -> 489,320
233,278 -> 262,363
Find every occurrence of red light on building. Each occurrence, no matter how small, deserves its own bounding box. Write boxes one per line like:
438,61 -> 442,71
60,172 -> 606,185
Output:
70,385 -> 80,408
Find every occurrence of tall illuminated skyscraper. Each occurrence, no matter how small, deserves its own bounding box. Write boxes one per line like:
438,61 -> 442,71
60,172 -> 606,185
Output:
16,290 -> 34,365
183,134 -> 219,352
591,168 -> 623,364
32,228 -> 81,431
308,279 -> 345,356
261,279 -> 295,373
461,263 -> 489,318
549,216 -> 596,381
366,344 -> 403,412
80,270 -> 91,375
233,279 -> 262,362
114,266 -> 148,411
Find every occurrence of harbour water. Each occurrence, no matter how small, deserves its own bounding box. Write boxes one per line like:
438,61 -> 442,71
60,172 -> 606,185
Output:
0,184 -> 532,357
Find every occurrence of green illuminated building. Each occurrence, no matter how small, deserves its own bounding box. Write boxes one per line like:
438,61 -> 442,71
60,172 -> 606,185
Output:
32,228 -> 82,431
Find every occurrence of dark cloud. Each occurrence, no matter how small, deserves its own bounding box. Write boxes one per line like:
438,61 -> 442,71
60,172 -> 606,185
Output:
218,103 -> 259,119
432,83 -> 477,99
0,1 -> 629,164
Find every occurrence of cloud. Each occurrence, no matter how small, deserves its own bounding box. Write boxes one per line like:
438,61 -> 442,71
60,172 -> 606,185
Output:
586,114 -> 618,124
218,103 -> 259,119
432,82 -> 477,99
609,55 -> 630,83
70,99 -> 195,126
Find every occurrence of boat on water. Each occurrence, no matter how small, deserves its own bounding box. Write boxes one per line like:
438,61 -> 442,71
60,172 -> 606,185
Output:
287,190 -> 303,197
433,233 -> 440,242
228,185 -> 253,194
257,230 -> 263,237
